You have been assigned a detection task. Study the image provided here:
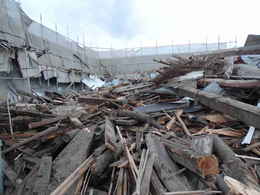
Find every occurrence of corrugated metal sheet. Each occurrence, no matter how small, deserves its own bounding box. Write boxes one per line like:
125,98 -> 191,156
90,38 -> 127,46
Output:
0,0 -> 26,46
0,0 -> 98,83
0,48 -> 11,73
57,70 -> 69,83
17,50 -> 41,78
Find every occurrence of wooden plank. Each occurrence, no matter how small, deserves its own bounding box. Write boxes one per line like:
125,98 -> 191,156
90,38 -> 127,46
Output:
3,126 -> 59,154
140,151 -> 155,195
105,117 -> 117,151
145,134 -> 191,192
174,86 -> 260,129
29,117 -> 64,129
150,170 -> 166,195
78,96 -> 123,105
33,156 -> 52,195
50,155 -> 94,195
48,128 -> 94,195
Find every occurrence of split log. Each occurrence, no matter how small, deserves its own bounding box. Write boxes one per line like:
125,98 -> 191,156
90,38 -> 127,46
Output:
197,78 -> 260,89
174,86 -> 260,129
146,134 -> 191,191
213,135 -> 260,192
162,137 -> 219,178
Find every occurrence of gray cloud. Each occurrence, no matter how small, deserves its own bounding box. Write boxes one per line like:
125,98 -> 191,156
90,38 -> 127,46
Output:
21,0 -> 140,41
87,0 -> 139,39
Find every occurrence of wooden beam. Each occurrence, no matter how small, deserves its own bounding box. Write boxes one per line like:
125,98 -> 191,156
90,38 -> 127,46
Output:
3,126 -> 59,154
146,134 -> 191,191
33,156 -> 52,195
174,86 -> 260,129
48,129 -> 94,195
162,137 -> 219,178
213,135 -> 260,192
197,79 -> 260,89
29,117 -> 64,129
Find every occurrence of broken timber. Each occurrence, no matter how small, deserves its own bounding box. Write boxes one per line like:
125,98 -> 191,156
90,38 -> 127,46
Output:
48,129 -> 94,195
213,135 -> 260,192
145,134 -> 191,191
32,156 -> 52,195
3,126 -> 59,154
162,137 -> 219,178
197,78 -> 260,89
174,86 -> 260,129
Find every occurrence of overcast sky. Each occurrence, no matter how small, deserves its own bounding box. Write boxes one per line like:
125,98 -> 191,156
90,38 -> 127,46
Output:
20,0 -> 260,48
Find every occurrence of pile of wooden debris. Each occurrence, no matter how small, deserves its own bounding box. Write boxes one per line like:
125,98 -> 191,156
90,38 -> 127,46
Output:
2,49 -> 260,195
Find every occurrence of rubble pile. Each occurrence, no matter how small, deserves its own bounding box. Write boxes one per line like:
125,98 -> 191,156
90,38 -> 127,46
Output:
2,53 -> 260,195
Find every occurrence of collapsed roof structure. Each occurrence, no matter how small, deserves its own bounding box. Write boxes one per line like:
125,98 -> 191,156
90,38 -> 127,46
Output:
0,0 -> 99,100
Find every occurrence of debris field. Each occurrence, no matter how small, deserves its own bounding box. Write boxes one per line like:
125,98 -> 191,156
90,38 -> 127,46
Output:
2,50 -> 260,195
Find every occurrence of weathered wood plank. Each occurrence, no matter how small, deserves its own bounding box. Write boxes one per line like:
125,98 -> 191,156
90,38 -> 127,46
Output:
3,126 -> 59,154
213,135 -> 260,192
33,156 -> 52,195
162,137 -> 219,178
197,78 -> 260,89
105,117 -> 117,151
174,86 -> 260,129
48,129 -> 94,195
146,134 -> 191,191
29,117 -> 64,129
140,151 -> 155,195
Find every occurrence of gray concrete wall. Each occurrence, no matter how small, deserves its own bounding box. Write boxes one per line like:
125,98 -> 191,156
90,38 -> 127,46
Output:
99,54 -> 170,75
